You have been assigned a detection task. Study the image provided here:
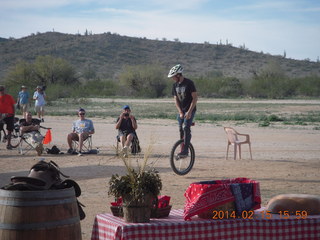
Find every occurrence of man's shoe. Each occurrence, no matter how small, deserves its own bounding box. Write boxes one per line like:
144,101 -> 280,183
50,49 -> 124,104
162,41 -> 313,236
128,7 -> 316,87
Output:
6,145 -> 13,150
67,148 -> 74,154
122,146 -> 128,157
177,152 -> 188,159
78,152 -> 83,156
41,118 -> 44,122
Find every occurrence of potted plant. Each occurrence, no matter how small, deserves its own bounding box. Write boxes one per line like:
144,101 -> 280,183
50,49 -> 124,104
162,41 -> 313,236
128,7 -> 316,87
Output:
108,148 -> 162,223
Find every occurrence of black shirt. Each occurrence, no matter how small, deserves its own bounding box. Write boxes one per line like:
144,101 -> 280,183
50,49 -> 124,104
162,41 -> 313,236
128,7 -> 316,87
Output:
20,118 -> 41,127
116,117 -> 136,135
172,78 -> 197,112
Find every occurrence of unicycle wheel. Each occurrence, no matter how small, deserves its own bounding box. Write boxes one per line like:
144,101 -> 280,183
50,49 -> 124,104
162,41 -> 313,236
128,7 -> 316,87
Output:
170,139 -> 195,175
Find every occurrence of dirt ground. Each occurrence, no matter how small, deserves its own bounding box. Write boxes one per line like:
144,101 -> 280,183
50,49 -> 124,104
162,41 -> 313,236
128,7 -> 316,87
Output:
1,115 -> 320,240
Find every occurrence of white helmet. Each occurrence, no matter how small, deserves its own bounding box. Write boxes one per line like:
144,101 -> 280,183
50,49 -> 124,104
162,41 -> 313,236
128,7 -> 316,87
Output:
168,64 -> 184,78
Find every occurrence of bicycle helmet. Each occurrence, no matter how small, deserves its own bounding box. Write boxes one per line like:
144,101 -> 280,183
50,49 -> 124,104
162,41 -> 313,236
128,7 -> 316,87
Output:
168,64 -> 184,78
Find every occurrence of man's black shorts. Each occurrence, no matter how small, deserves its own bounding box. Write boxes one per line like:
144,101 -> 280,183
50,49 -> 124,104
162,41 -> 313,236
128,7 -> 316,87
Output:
0,115 -> 14,131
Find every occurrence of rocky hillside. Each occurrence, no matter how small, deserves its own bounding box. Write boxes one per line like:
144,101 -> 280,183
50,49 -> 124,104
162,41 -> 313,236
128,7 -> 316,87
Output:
0,32 -> 319,81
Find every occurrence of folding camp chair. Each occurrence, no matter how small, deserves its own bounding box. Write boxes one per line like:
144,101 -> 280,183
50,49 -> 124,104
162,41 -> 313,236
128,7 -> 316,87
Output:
71,134 -> 93,153
116,132 -> 141,156
18,119 -> 51,156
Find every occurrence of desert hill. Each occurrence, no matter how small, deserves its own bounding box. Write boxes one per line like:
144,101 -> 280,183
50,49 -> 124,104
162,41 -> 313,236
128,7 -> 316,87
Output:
0,31 -> 319,80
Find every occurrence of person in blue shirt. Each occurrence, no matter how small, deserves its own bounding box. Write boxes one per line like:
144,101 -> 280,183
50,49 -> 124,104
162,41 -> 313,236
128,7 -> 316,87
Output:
17,85 -> 29,118
67,108 -> 95,156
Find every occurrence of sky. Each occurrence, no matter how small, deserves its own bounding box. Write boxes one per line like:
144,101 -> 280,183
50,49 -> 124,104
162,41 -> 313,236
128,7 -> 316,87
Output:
1,0 -> 319,61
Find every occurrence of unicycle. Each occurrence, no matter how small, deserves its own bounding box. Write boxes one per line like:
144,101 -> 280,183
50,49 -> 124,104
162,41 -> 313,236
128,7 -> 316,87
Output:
170,139 -> 195,175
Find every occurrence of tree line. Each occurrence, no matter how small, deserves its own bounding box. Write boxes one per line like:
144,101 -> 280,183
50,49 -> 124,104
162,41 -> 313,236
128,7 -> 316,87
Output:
3,55 -> 320,100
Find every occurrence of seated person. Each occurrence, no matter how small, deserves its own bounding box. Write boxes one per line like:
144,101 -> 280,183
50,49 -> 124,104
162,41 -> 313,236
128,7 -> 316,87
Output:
19,112 -> 43,156
115,105 -> 138,157
67,108 -> 95,156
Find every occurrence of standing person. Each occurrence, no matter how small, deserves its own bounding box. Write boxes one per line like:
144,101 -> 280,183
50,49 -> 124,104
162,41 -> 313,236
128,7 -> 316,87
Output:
33,86 -> 46,122
115,105 -> 138,157
67,108 -> 95,156
17,85 -> 29,118
0,85 -> 16,149
168,64 -> 198,158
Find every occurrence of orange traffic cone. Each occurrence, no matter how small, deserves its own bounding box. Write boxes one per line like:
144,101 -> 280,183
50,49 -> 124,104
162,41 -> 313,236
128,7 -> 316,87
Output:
43,129 -> 52,144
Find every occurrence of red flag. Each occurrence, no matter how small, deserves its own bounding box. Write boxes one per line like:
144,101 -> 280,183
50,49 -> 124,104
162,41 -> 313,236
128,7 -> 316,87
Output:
43,129 -> 52,144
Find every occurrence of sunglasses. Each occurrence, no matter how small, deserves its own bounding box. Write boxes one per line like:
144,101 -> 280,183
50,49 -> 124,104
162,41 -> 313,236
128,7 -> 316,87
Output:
79,113 -> 85,115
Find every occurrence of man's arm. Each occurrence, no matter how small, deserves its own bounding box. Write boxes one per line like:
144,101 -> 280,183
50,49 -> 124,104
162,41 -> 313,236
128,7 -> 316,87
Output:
130,116 -> 137,130
185,91 -> 198,120
115,114 -> 124,129
174,96 -> 184,119
11,95 -> 16,115
87,120 -> 95,134
20,125 -> 40,135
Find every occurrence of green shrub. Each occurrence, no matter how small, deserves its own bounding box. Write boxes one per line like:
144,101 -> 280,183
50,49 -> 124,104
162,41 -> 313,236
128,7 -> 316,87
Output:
296,75 -> 320,97
81,79 -> 119,97
268,114 -> 283,122
259,121 -> 270,127
194,76 -> 242,98
119,64 -> 167,98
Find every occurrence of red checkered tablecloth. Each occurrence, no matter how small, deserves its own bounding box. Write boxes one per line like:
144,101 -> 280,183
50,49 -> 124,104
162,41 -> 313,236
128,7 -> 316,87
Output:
91,209 -> 320,240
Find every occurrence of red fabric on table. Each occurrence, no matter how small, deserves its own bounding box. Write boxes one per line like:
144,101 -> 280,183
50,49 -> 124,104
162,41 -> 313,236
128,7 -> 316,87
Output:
184,178 -> 261,220
91,208 -> 320,240
157,195 -> 170,208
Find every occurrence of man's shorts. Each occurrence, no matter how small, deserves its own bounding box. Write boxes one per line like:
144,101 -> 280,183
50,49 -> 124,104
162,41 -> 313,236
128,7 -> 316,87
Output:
35,105 -> 45,113
71,132 -> 90,141
0,115 -> 14,131
20,104 -> 28,112
118,130 -> 136,138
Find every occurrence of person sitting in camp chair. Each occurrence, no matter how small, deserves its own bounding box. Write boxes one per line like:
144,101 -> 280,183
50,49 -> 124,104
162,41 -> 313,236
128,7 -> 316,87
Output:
115,105 -> 140,157
19,111 -> 44,156
67,108 -> 95,156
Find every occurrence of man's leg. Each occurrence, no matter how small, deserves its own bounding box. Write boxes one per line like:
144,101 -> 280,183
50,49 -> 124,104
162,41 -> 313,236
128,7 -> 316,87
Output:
125,133 -> 134,148
177,114 -> 184,140
5,116 -> 14,149
35,106 -> 41,118
41,106 -> 45,121
180,111 -> 195,156
67,133 -> 75,149
78,132 -> 89,152
120,135 -> 126,149
6,131 -> 12,148
34,131 -> 44,156
67,133 -> 78,153
22,104 -> 28,119
121,134 -> 132,157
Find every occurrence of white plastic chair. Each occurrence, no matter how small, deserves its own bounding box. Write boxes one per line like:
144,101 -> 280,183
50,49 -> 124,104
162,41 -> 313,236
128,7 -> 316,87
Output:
224,127 -> 252,160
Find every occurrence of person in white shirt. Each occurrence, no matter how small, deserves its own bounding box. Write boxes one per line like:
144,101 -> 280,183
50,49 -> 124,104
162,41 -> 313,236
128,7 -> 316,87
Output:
33,86 -> 46,122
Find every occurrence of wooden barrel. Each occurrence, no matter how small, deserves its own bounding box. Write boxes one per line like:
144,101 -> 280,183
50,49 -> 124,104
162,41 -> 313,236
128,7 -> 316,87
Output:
0,188 -> 82,240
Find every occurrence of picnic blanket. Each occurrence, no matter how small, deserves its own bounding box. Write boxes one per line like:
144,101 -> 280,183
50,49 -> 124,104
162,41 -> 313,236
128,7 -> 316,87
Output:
184,178 -> 261,220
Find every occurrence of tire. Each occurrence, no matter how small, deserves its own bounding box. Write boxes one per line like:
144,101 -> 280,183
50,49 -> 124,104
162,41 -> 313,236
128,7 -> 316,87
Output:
170,139 -> 195,175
